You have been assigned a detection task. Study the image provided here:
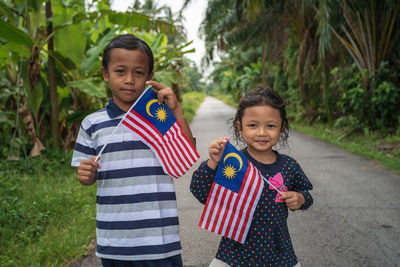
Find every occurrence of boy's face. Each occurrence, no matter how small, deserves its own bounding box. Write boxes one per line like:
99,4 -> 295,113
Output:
101,48 -> 154,112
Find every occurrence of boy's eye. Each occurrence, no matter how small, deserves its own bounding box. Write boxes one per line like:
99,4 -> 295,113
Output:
135,71 -> 144,75
115,69 -> 125,74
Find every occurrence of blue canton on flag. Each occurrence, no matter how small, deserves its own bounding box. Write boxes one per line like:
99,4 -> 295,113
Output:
199,141 -> 264,243
214,144 -> 249,193
121,87 -> 200,179
131,88 -> 176,135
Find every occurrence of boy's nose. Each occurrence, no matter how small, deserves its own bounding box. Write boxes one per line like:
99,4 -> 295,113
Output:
125,73 -> 134,84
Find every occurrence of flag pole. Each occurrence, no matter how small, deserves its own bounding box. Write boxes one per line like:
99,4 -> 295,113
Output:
261,175 -> 284,195
94,86 -> 152,162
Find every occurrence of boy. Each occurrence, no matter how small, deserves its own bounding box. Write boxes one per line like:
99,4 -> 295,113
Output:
71,34 -> 194,266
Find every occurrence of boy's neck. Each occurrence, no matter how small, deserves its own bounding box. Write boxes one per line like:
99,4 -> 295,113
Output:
112,98 -> 134,113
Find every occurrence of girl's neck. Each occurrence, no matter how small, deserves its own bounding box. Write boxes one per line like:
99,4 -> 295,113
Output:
247,148 -> 277,165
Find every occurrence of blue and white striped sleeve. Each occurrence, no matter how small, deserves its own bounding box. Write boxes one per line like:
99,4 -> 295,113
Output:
71,120 -> 96,167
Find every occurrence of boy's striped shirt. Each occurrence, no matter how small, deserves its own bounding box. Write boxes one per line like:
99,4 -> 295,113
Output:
71,99 -> 181,260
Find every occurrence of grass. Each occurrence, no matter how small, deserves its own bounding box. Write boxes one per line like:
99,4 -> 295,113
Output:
208,91 -> 237,107
0,150 -> 96,266
181,91 -> 206,123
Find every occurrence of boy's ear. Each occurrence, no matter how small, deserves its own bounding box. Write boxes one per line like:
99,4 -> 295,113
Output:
101,67 -> 109,82
147,71 -> 154,81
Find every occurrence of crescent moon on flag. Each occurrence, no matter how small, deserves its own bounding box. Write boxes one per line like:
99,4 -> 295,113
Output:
146,99 -> 158,117
223,153 -> 243,171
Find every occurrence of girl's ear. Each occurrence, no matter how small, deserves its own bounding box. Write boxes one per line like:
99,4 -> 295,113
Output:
101,67 -> 109,82
280,120 -> 287,135
236,120 -> 242,133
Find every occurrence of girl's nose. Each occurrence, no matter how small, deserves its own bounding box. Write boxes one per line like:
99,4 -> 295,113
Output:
257,127 -> 267,136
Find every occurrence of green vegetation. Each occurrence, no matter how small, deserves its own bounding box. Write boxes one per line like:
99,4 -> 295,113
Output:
0,151 -> 96,266
0,0 -> 202,158
200,0 -> 399,135
181,92 -> 206,123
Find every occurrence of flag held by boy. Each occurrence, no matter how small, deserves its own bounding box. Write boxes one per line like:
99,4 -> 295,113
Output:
198,141 -> 264,243
122,87 -> 200,179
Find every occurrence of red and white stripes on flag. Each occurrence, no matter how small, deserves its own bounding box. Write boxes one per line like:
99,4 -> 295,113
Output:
198,161 -> 264,244
121,109 -> 199,179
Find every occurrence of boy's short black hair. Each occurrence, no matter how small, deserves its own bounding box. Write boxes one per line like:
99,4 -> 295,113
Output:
102,34 -> 154,74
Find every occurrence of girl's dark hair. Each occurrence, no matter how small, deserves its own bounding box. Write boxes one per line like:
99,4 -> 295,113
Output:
232,85 -> 289,149
102,34 -> 154,74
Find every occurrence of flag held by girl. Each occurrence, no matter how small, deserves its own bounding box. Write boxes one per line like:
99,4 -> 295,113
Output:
198,141 -> 264,243
122,87 -> 200,179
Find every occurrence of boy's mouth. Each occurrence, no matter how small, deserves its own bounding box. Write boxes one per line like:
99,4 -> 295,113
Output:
121,88 -> 136,94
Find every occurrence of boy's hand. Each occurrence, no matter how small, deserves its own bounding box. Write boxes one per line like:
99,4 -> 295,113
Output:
145,80 -> 196,147
77,156 -> 100,186
146,81 -> 181,115
279,191 -> 305,210
207,137 -> 229,170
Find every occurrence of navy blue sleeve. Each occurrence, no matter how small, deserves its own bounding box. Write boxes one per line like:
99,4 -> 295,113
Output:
290,159 -> 313,210
190,160 -> 216,204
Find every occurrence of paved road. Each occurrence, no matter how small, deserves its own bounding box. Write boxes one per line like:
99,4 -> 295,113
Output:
72,96 -> 400,267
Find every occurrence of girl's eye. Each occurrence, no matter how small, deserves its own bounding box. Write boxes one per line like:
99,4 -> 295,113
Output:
248,124 -> 257,128
267,124 -> 276,128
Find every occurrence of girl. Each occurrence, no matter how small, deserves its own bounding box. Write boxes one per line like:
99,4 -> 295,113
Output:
190,85 -> 313,267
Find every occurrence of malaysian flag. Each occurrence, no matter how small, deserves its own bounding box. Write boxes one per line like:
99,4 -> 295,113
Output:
121,87 -> 200,179
198,142 -> 264,243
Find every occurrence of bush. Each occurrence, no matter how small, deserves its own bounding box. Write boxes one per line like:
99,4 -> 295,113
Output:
331,64 -> 400,131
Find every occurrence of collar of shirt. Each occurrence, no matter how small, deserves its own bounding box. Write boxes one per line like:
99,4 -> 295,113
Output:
242,148 -> 283,174
106,98 -> 125,118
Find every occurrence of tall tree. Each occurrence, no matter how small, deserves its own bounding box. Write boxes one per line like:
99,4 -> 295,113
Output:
46,0 -> 60,147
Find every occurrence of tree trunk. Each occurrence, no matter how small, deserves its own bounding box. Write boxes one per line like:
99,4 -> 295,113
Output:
46,1 -> 60,147
297,28 -> 309,99
261,44 -> 268,86
26,43 -> 43,156
19,105 -> 45,157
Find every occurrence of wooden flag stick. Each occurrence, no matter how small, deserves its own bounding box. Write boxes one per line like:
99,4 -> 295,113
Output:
94,86 -> 152,162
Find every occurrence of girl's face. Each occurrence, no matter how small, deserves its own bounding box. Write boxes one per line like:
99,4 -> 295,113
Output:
238,105 -> 282,160
101,48 -> 154,112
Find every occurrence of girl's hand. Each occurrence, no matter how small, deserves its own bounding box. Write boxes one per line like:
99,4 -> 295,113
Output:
207,137 -> 229,170
279,191 -> 305,210
77,156 -> 100,186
